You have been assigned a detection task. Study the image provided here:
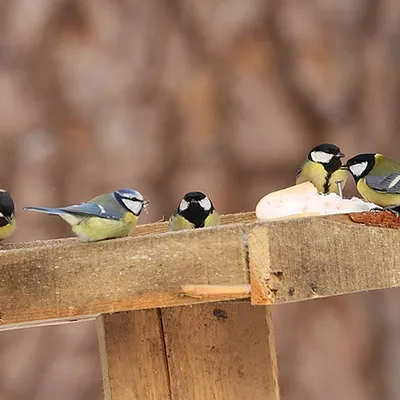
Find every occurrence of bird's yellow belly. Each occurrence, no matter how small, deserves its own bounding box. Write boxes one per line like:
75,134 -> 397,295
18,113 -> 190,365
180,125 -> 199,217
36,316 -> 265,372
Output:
71,214 -> 138,242
0,219 -> 16,240
296,162 -> 327,192
296,162 -> 348,194
168,215 -> 195,231
357,179 -> 400,207
168,211 -> 220,231
328,169 -> 348,195
204,211 -> 221,227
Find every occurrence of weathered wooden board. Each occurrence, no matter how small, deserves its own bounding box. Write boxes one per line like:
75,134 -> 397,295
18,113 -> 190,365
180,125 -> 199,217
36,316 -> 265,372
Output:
249,215 -> 400,304
161,302 -> 280,400
0,222 -> 249,330
97,310 -> 171,400
2,211 -> 400,330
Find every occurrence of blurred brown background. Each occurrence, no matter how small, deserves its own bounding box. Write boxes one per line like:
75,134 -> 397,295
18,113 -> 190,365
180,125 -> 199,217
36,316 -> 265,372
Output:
0,0 -> 399,399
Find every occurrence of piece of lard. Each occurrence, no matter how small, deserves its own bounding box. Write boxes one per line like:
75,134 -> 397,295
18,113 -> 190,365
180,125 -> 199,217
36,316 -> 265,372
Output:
256,182 -> 375,221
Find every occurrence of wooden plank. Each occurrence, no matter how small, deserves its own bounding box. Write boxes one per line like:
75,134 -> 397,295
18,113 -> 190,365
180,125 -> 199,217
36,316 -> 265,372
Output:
249,214 -> 400,304
161,301 -> 280,400
97,310 -> 171,400
0,223 -> 249,330
4,210 -> 400,330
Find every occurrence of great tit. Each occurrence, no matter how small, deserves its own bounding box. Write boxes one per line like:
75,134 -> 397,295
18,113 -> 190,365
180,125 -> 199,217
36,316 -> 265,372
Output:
168,191 -> 220,231
296,143 -> 348,195
0,190 -> 16,241
24,189 -> 149,242
346,153 -> 400,211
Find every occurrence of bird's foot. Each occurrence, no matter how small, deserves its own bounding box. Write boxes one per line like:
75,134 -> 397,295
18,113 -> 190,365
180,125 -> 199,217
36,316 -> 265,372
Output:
371,206 -> 400,218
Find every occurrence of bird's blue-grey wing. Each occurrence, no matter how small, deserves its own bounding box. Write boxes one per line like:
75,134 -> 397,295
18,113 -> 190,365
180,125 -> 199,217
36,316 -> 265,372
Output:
366,173 -> 400,194
60,203 -> 121,220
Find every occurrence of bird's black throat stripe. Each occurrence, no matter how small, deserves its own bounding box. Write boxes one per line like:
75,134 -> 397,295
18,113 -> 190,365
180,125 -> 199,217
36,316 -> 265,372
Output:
322,157 -> 342,193
180,203 -> 212,228
0,217 -> 9,227
323,173 -> 332,194
0,191 -> 14,227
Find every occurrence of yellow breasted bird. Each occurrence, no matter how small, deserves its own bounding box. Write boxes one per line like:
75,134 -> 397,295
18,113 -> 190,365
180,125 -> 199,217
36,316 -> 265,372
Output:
346,153 -> 400,212
168,191 -> 220,231
296,143 -> 348,195
24,189 -> 148,242
0,190 -> 16,241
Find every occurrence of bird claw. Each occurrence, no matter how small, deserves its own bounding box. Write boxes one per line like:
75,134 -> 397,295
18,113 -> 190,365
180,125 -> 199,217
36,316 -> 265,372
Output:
371,206 -> 400,219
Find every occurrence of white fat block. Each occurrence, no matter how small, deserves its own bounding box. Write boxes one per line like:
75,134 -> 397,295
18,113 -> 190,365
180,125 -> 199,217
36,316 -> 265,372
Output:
255,182 -> 375,221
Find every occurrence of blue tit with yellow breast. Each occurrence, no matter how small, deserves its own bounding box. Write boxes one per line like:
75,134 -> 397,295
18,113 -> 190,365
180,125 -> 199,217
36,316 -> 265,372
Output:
168,191 -> 220,231
346,153 -> 400,213
0,190 -> 16,241
296,143 -> 348,195
24,189 -> 148,242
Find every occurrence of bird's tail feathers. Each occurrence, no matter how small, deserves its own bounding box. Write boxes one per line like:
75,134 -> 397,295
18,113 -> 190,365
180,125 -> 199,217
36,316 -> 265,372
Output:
23,206 -> 68,216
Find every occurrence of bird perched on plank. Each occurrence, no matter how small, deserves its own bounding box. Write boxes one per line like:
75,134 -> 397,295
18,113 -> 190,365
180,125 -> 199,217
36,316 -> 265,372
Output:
346,153 -> 400,213
168,191 -> 220,231
296,143 -> 348,195
24,189 -> 148,242
0,190 -> 16,241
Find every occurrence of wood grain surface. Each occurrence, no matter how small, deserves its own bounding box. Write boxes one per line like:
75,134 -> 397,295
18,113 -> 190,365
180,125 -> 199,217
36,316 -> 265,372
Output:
249,214 -> 400,304
161,302 -> 280,400
97,310 -> 171,400
1,212 -> 400,330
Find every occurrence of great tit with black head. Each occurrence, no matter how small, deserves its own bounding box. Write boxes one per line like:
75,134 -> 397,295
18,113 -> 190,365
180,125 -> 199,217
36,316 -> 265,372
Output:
346,153 -> 400,212
296,143 -> 348,195
168,191 -> 220,231
24,189 -> 149,242
0,190 -> 16,241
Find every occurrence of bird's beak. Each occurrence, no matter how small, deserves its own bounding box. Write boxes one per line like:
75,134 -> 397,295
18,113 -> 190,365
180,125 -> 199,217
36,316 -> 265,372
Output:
4,216 -> 12,224
143,199 -> 150,207
335,152 -> 345,158
340,165 -> 349,171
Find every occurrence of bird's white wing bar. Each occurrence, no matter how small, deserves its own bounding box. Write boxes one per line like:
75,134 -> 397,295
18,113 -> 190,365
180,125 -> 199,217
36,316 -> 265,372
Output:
366,173 -> 400,194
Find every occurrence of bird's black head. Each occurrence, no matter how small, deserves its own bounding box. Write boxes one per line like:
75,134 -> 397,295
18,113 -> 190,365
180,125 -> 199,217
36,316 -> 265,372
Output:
0,191 -> 14,227
345,153 -> 376,182
308,143 -> 345,173
178,191 -> 214,228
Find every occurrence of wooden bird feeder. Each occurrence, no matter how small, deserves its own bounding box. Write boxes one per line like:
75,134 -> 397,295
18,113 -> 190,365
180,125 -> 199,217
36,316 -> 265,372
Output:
0,211 -> 398,399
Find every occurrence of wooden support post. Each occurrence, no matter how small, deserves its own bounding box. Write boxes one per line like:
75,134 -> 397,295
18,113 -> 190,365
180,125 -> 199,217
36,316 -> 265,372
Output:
97,302 -> 279,400
97,310 -> 171,400
161,301 -> 280,400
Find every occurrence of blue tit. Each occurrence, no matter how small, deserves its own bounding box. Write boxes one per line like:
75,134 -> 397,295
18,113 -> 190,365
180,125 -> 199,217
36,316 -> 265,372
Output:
24,189 -> 149,242
296,143 -> 348,195
0,190 -> 16,241
346,153 -> 400,212
168,191 -> 220,231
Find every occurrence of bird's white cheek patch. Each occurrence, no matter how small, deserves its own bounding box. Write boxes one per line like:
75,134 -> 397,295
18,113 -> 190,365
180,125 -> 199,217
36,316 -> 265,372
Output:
311,151 -> 334,164
122,199 -> 142,215
199,197 -> 212,211
349,162 -> 368,177
179,199 -> 189,211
